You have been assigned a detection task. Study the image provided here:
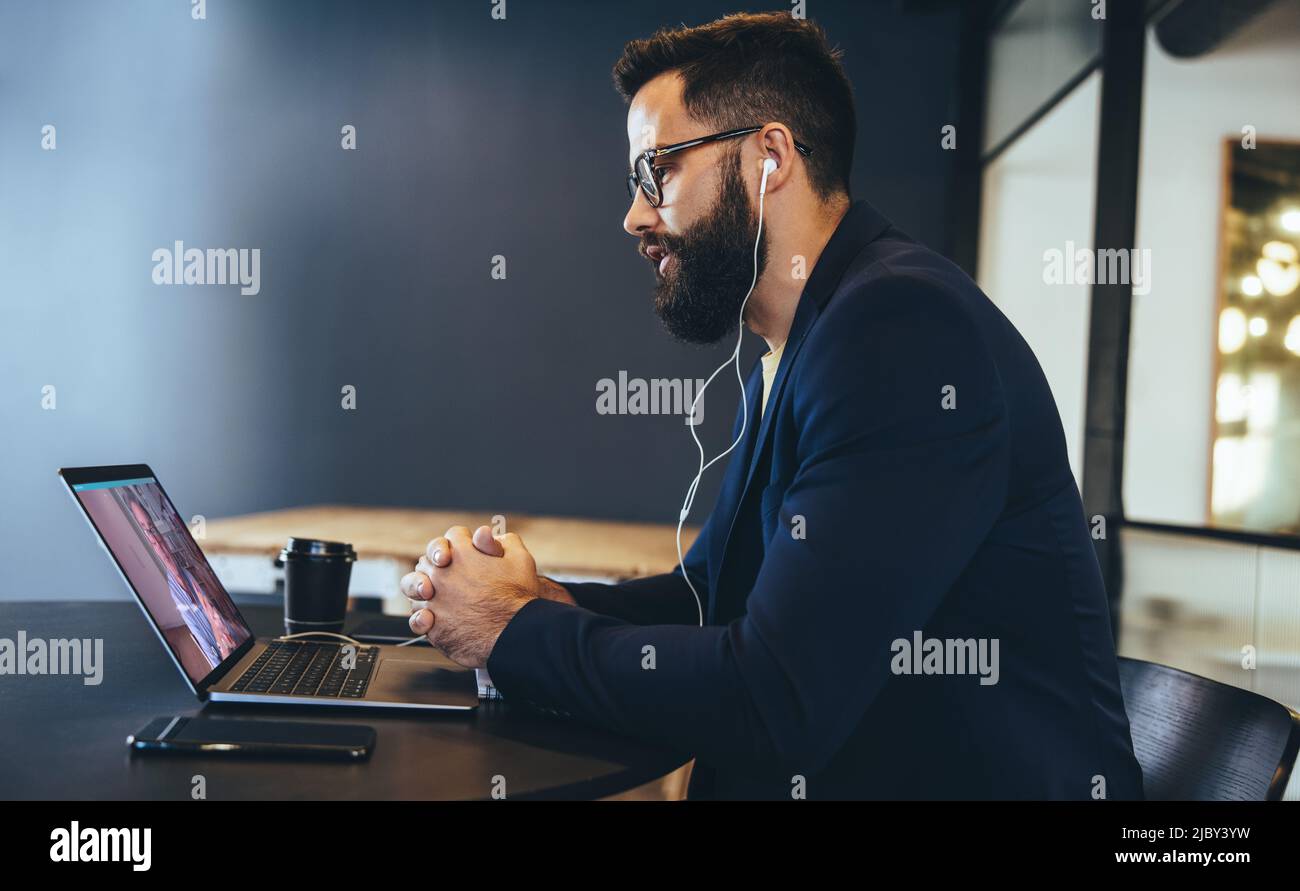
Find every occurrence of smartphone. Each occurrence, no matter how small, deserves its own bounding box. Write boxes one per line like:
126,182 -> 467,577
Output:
127,716 -> 375,761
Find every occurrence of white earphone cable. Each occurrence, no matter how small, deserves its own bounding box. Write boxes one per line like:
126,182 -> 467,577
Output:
279,629 -> 427,647
676,159 -> 772,627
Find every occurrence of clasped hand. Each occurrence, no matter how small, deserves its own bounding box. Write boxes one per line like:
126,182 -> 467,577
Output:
400,525 -> 575,668
400,525 -> 540,668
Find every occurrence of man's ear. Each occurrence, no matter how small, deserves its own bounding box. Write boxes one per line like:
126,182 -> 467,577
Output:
757,123 -> 797,193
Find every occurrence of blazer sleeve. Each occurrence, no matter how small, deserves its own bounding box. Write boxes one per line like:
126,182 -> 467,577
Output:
487,275 -> 1012,777
560,554 -> 705,627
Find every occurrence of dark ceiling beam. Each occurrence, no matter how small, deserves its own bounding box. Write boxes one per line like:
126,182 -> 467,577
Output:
1155,0 -> 1281,57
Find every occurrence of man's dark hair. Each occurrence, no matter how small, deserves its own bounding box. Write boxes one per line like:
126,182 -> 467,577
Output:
613,12 -> 855,200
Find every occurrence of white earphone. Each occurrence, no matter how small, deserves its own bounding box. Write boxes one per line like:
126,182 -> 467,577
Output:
676,156 -> 777,626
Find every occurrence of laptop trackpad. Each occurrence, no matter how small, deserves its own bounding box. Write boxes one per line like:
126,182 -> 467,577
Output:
373,658 -> 478,707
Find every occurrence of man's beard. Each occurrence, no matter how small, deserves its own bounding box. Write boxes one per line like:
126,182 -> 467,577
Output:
643,153 -> 768,345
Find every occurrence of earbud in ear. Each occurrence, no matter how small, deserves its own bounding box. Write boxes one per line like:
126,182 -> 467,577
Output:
759,157 -> 778,195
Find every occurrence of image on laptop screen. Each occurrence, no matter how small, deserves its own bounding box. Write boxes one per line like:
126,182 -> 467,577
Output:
71,475 -> 252,682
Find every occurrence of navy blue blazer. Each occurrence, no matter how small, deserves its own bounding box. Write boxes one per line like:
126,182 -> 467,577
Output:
488,201 -> 1144,800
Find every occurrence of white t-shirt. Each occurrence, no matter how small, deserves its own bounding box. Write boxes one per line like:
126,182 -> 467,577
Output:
760,342 -> 786,418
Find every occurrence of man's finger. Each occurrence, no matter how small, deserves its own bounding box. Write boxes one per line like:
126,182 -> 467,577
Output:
496,532 -> 536,575
402,570 -> 434,601
473,525 -> 505,557
409,607 -> 434,634
425,536 -> 451,567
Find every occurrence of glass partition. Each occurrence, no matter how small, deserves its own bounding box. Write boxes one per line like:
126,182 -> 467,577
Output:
1125,0 -> 1300,535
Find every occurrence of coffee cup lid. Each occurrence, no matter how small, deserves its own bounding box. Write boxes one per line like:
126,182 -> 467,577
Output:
280,537 -> 356,561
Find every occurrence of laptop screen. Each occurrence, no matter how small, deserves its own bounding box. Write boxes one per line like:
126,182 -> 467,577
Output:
69,474 -> 253,684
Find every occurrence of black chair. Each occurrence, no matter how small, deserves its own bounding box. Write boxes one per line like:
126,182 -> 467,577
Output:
1118,657 -> 1300,801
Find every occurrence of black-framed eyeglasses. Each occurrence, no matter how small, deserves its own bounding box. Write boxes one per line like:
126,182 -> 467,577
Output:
626,125 -> 813,207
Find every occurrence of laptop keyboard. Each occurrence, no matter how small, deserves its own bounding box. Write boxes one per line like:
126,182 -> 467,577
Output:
229,640 -> 379,699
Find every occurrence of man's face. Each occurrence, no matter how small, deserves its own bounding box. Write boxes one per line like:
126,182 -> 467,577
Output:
623,73 -> 768,345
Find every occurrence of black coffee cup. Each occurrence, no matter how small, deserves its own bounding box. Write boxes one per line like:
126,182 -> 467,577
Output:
278,538 -> 356,635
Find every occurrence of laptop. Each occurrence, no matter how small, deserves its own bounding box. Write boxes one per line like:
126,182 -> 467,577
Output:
59,463 -> 478,711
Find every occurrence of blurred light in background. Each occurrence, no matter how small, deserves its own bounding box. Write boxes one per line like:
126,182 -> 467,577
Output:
1286,315 -> 1300,354
1219,306 -> 1248,353
1258,240 -> 1299,297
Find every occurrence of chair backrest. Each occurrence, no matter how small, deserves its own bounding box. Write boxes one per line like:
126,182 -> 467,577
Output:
1118,657 -> 1300,801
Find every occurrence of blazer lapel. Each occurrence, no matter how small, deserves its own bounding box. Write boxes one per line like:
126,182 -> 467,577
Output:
704,365 -> 766,610
737,294 -> 819,496
712,201 -> 894,603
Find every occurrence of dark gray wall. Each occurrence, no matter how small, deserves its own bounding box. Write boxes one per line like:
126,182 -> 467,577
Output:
0,0 -> 962,600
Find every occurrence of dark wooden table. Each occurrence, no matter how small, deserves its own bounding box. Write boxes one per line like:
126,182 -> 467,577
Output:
0,600 -> 687,800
